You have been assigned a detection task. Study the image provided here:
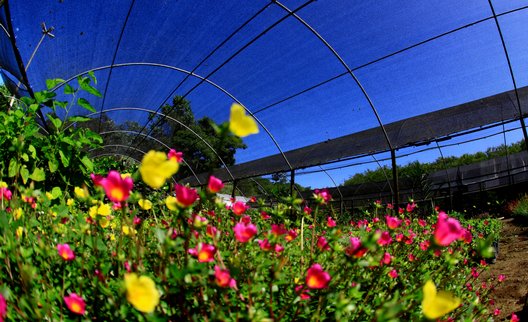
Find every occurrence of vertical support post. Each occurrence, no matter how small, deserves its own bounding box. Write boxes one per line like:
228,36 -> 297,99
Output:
231,180 -> 237,200
391,149 -> 400,208
290,170 -> 295,198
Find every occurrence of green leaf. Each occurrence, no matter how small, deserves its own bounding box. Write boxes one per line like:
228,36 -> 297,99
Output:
81,155 -> 94,172
64,84 -> 76,95
20,166 -> 29,184
51,187 -> 62,199
48,159 -> 59,173
47,115 -> 62,129
88,70 -> 97,84
45,78 -> 65,90
21,153 -> 29,162
58,150 -> 70,167
78,77 -> 102,97
29,167 -> 46,181
68,116 -> 92,123
77,98 -> 96,113
28,145 -> 37,158
8,158 -> 19,177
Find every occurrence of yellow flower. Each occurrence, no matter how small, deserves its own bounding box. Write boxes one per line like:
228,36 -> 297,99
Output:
16,226 -> 24,238
109,233 -> 116,241
0,181 -> 7,188
125,273 -> 160,313
122,225 -> 136,236
74,186 -> 89,199
46,192 -> 53,200
228,103 -> 259,137
422,280 -> 460,320
165,196 -> 177,211
138,199 -> 152,210
89,205 -> 98,219
139,151 -> 179,189
13,208 -> 23,220
67,198 -> 75,207
97,203 -> 112,216
99,217 -> 110,228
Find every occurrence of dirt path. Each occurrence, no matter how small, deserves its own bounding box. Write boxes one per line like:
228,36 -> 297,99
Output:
489,218 -> 528,321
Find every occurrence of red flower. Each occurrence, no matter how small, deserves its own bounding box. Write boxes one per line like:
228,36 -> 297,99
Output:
271,224 -> 287,236
418,219 -> 427,227
345,237 -> 367,258
434,212 -> 463,246
327,217 -> 336,228
377,231 -> 392,246
381,252 -> 392,265
406,202 -> 416,212
175,185 -> 198,208
188,243 -> 216,262
511,313 -> 520,322
167,149 -> 183,162
57,243 -> 75,261
303,206 -> 312,215
408,253 -> 416,262
90,173 -> 104,187
285,229 -> 298,242
313,189 -> 332,204
206,225 -> 218,238
388,269 -> 398,278
100,170 -> 133,203
419,240 -> 430,251
261,211 -> 271,220
306,264 -> 331,289
207,176 -> 224,193
459,228 -> 472,244
214,266 -> 236,288
64,293 -> 86,315
385,216 -> 402,229
233,222 -> 257,242
317,236 -> 330,251
258,239 -> 273,251
231,201 -> 248,216
0,293 -> 6,321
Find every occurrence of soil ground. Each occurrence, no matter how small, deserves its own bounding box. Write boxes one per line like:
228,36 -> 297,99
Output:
489,217 -> 528,321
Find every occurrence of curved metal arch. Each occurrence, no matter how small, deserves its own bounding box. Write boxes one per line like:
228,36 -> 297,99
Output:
272,1 -> 393,151
92,152 -> 141,164
99,129 -> 202,184
79,107 -> 237,182
51,61 -> 295,173
487,0 -> 528,150
371,154 -> 394,196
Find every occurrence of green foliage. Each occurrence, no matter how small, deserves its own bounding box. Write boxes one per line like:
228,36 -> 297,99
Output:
344,141 -> 525,186
509,194 -> 528,217
0,76 -> 102,189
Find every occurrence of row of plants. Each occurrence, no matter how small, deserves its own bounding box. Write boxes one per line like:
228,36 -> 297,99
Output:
0,79 -> 518,321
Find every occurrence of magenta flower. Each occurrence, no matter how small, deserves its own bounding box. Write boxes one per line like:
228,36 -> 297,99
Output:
233,222 -> 257,242
271,224 -> 287,236
303,206 -> 312,215
0,187 -> 12,201
100,170 -> 134,203
406,202 -> 416,212
57,243 -> 75,261
345,237 -> 367,258
0,293 -> 6,321
207,175 -> 224,193
511,313 -> 520,322
90,173 -> 104,187
167,149 -> 183,162
188,243 -> 216,262
305,264 -> 331,289
285,229 -> 298,242
313,189 -> 332,204
388,269 -> 398,279
274,244 -> 284,253
64,293 -> 86,315
327,217 -> 336,228
377,231 -> 392,246
434,212 -> 463,246
231,201 -> 249,216
175,184 -> 198,207
498,274 -> 506,282
381,252 -> 392,265
317,236 -> 330,251
385,216 -> 402,229
214,266 -> 236,288
257,239 -> 273,251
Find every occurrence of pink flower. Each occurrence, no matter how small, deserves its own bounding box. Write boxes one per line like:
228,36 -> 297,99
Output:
206,225 -> 218,238
471,267 -> 480,278
317,236 -> 330,251
377,231 -> 392,246
345,237 -> 367,258
261,211 -> 271,220
381,252 -> 392,265
303,206 -> 312,215
64,293 -> 86,315
0,187 -> 12,201
313,189 -> 332,204
90,173 -> 104,187
459,228 -> 472,244
385,216 -> 402,229
207,176 -> 224,193
419,240 -> 430,251
305,264 -> 331,289
168,149 -> 183,162
285,229 -> 298,242
498,274 -> 506,282
57,243 -> 75,261
388,269 -> 398,278
434,212 -> 463,246
214,266 -> 237,288
327,217 -> 336,228
175,185 -> 198,207
274,244 -> 284,253
188,243 -> 216,262
100,170 -> 134,203
271,224 -> 287,236
418,219 -> 427,227
387,203 -> 394,210
231,201 -> 248,216
494,309 -> 501,316
511,313 -> 520,322
233,222 -> 257,242
258,239 -> 273,251
406,202 -> 416,212
295,285 -> 311,300
0,293 -> 6,321
408,253 -> 416,262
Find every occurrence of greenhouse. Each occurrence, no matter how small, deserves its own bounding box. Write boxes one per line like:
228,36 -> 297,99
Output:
0,0 -> 527,320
